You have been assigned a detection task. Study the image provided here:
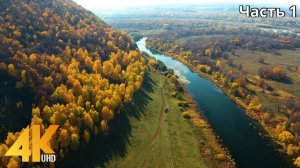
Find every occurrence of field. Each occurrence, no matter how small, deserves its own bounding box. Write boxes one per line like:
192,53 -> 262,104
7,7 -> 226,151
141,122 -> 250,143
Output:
59,65 -> 233,168
221,49 -> 300,111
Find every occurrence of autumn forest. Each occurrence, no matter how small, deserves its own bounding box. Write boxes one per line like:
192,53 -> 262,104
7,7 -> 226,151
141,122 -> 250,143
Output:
0,0 -> 145,167
1,0 -> 300,168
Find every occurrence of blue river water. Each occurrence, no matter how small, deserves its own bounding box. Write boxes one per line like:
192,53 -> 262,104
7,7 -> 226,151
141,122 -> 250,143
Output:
137,38 -> 290,168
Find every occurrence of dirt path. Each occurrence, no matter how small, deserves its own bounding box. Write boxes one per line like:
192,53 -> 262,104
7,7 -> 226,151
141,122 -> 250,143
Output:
121,74 -> 169,168
149,75 -> 167,145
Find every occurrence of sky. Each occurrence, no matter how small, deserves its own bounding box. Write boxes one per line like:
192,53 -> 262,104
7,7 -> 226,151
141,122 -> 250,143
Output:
73,0 -> 300,10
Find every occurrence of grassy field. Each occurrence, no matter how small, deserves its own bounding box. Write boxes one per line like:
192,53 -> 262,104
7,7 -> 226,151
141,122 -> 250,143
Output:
221,49 -> 300,111
104,67 -> 215,168
59,66 -> 232,168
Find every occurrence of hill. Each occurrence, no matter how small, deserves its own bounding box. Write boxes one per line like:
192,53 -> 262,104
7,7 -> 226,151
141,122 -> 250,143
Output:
0,0 -> 145,167
0,0 -> 136,59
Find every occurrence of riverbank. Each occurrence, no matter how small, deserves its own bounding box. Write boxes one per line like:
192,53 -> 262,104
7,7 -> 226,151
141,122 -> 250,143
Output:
181,83 -> 236,167
146,52 -> 236,166
145,43 -> 294,167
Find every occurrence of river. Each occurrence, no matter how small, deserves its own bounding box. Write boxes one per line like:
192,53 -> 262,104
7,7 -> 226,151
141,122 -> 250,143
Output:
137,38 -> 290,168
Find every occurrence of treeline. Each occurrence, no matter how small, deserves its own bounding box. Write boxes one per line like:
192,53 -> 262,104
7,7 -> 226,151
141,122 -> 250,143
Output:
108,9 -> 300,29
147,27 -> 300,57
0,0 -> 145,167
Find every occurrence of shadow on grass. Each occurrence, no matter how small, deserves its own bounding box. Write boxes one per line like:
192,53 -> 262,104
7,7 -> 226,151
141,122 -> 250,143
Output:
57,71 -> 155,168
279,78 -> 293,84
270,77 -> 293,84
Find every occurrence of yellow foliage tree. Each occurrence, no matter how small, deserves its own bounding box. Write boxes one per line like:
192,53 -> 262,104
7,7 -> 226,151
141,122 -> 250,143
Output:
7,64 -> 17,77
100,120 -> 108,132
83,112 -> 94,130
70,133 -> 79,151
215,60 -> 222,69
93,59 -> 102,73
294,157 -> 300,167
72,80 -> 82,96
102,61 -> 113,77
29,54 -> 37,64
5,132 -> 18,146
124,85 -> 134,103
205,48 -> 212,57
286,144 -> 299,157
84,57 -> 93,69
58,128 -> 70,149
278,131 -> 294,143
0,144 -> 9,166
83,129 -> 90,143
7,156 -> 20,168
102,106 -> 114,121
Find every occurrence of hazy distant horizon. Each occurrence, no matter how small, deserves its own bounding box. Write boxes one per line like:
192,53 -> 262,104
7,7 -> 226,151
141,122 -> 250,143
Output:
73,0 -> 300,11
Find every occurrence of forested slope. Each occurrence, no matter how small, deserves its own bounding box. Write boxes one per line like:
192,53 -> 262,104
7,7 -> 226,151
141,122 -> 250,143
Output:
0,0 -> 145,167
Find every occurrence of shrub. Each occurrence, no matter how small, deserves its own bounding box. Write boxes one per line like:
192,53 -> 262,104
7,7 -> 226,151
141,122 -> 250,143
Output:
215,153 -> 226,161
181,111 -> 192,119
171,91 -> 177,97
258,66 -> 288,82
